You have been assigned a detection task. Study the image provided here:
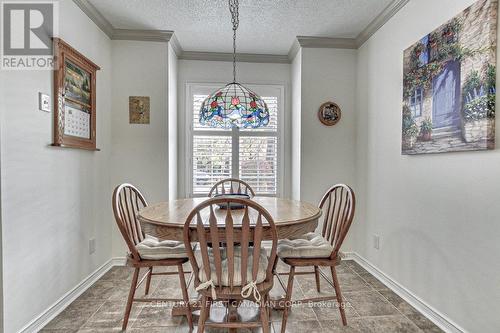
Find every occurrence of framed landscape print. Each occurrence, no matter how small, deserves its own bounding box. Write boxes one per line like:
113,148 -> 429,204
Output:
402,0 -> 497,155
52,38 -> 100,150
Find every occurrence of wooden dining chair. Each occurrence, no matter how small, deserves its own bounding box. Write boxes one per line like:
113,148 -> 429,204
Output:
112,183 -> 193,331
275,184 -> 355,332
183,197 -> 277,333
208,178 -> 256,198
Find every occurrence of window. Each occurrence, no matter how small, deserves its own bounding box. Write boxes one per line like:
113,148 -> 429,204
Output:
188,84 -> 283,197
409,87 -> 423,117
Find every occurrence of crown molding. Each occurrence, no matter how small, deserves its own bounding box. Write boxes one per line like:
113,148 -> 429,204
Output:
72,0 -> 114,38
287,36 -> 357,61
355,0 -> 410,47
169,34 -> 183,57
179,51 -> 290,64
296,36 -> 358,49
112,29 -> 174,42
288,39 -> 301,62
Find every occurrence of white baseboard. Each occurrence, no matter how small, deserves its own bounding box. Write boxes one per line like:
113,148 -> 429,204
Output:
343,252 -> 466,333
19,258 -> 123,333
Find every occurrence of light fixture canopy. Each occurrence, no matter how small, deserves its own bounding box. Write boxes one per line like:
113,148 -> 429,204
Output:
199,0 -> 270,129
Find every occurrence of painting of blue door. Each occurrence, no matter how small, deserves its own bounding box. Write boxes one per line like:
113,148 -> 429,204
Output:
432,60 -> 461,128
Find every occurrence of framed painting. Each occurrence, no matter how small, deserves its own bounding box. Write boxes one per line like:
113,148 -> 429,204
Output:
52,38 -> 100,150
129,96 -> 150,124
402,0 -> 497,155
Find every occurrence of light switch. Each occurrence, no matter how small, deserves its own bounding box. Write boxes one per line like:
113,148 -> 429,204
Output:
39,92 -> 50,112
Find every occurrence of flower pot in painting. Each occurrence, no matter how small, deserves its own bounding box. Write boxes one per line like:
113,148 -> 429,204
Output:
420,132 -> 432,141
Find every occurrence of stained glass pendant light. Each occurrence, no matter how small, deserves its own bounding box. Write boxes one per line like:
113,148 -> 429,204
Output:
199,0 -> 270,129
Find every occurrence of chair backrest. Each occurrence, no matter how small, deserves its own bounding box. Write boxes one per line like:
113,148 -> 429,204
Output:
183,197 -> 277,290
319,184 -> 356,258
112,183 -> 148,260
208,178 -> 256,198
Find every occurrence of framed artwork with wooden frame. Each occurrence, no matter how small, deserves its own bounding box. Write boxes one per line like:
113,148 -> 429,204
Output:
52,38 -> 100,151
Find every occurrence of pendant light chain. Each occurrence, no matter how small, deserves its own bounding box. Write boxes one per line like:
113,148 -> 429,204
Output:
229,0 -> 239,83
199,0 -> 270,129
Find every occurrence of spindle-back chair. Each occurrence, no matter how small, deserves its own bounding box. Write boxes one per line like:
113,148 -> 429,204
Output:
208,178 -> 256,197
112,183 -> 193,330
275,184 -> 355,332
183,197 -> 277,333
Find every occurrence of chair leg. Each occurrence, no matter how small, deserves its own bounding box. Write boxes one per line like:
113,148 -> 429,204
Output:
145,267 -> 153,295
122,267 -> 140,331
198,295 -> 209,332
331,266 -> 347,326
280,266 -> 295,333
260,294 -> 270,333
177,264 -> 193,330
314,266 -> 321,292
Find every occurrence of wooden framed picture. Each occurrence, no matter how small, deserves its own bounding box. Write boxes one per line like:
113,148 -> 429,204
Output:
52,38 -> 100,151
318,102 -> 341,126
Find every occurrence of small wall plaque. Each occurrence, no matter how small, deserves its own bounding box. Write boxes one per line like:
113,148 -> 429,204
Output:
318,102 -> 341,126
129,96 -> 150,124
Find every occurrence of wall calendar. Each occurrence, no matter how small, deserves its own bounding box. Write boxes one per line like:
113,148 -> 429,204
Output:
52,38 -> 100,151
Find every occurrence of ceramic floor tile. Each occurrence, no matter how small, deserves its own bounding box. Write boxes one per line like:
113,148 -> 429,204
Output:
272,320 -> 323,333
80,299 -> 143,330
378,289 -> 420,316
359,315 -> 421,333
319,318 -> 370,333
406,313 -> 444,332
77,280 -> 120,302
99,266 -> 135,281
42,300 -> 103,331
345,261 -> 369,275
344,291 -> 400,317
357,272 -> 389,291
132,303 -> 184,327
311,300 -> 359,321
270,302 -> 318,322
41,262 -> 442,333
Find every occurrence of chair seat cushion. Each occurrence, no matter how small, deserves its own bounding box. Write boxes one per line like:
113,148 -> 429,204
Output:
277,232 -> 333,259
198,247 -> 268,286
136,235 -> 189,260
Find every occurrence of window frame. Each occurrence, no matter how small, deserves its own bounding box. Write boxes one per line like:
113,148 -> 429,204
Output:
409,86 -> 423,117
185,83 -> 285,198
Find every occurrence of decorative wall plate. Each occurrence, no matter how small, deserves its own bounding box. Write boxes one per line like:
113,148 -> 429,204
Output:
318,102 -> 341,126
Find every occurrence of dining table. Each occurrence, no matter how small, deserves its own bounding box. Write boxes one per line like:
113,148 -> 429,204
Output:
137,196 -> 322,318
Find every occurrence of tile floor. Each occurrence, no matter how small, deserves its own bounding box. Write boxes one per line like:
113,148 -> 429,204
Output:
40,260 -> 443,333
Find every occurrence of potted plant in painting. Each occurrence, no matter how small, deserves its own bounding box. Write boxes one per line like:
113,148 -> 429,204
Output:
402,105 -> 419,149
461,65 -> 496,144
420,118 -> 433,141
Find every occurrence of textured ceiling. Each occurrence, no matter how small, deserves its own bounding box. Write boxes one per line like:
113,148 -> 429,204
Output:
88,0 -> 393,54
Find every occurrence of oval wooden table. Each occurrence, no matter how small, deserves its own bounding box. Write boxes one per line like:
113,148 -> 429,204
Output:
138,197 -> 322,241
137,197 -> 322,322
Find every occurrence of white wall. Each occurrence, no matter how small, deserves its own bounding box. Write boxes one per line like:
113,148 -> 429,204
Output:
299,48 -> 358,206
168,44 -> 179,199
291,50 -> 302,201
0,1 -> 112,332
110,40 -> 169,257
355,0 -> 500,331
177,60 -> 291,198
